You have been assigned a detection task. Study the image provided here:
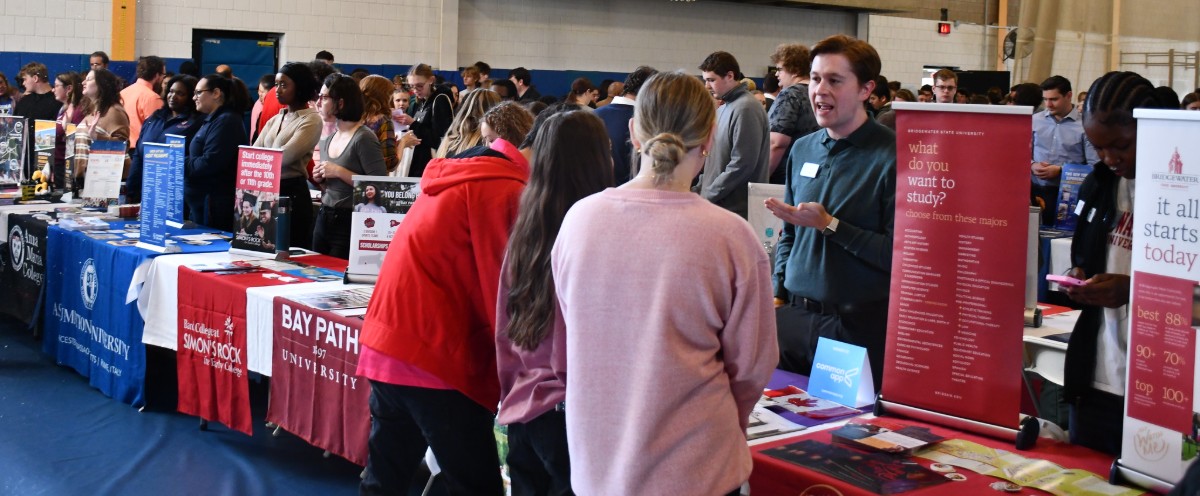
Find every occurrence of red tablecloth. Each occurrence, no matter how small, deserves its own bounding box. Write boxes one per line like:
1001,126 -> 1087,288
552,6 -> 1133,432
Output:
268,293 -> 370,465
176,254 -> 346,435
749,416 -> 1141,496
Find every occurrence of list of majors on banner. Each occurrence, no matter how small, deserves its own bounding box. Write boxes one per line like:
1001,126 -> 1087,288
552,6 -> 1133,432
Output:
882,103 -> 1032,428
137,142 -> 174,252
1120,109 -> 1200,485
164,134 -> 187,228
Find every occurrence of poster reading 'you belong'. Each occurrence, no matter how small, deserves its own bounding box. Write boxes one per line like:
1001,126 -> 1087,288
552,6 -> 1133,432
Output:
346,175 -> 420,282
1120,110 -> 1200,486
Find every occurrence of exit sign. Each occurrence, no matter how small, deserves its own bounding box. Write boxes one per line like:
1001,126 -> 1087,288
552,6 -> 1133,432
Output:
938,22 -> 952,35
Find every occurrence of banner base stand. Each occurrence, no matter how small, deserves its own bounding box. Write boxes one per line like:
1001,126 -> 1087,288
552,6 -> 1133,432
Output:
1110,459 -> 1175,494
344,272 -> 377,285
874,396 -> 1040,450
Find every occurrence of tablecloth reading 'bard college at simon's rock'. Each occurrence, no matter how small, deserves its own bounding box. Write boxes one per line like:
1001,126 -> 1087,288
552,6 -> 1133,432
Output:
175,255 -> 347,435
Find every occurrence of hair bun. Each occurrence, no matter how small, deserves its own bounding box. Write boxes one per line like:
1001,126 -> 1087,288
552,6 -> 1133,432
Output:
643,132 -> 687,183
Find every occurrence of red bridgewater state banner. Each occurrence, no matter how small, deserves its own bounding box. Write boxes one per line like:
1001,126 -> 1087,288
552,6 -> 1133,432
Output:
268,296 -> 370,466
883,103 -> 1032,428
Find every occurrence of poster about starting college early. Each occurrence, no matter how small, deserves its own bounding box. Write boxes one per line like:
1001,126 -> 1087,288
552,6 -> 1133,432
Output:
882,103 -> 1032,429
231,146 -> 283,255
346,176 -> 420,282
1120,110 -> 1200,485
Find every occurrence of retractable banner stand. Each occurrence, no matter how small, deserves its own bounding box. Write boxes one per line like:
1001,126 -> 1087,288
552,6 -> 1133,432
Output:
1115,110 -> 1200,493
231,146 -> 283,255
136,143 -> 174,253
882,103 -> 1033,437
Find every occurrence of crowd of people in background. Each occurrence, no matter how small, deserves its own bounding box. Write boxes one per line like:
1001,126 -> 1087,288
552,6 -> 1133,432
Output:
0,39 -> 1196,494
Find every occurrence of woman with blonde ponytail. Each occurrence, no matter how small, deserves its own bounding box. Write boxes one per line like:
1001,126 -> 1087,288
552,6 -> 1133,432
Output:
549,71 -> 778,496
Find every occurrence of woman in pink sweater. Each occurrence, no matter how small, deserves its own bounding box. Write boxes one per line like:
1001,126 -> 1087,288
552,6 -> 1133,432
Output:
550,71 -> 778,495
496,109 -> 613,495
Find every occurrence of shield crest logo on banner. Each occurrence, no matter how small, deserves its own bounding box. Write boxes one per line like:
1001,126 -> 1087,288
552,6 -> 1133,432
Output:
80,258 -> 99,310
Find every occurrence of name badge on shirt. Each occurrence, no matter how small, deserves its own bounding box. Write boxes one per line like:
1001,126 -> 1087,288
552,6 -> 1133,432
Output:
800,162 -> 821,178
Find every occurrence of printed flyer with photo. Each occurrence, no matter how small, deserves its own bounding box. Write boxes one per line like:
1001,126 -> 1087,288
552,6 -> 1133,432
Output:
347,175 -> 420,282
0,115 -> 27,188
230,146 -> 283,255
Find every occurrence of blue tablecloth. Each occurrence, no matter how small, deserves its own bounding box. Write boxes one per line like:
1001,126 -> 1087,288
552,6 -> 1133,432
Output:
41,220 -> 229,407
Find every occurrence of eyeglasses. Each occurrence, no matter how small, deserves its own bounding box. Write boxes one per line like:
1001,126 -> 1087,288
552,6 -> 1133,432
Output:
317,94 -> 332,101
195,89 -> 214,94
935,85 -> 957,91
409,82 -> 427,90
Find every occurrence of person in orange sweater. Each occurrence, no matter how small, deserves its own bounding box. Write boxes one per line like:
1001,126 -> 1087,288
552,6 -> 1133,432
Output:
357,102 -> 534,495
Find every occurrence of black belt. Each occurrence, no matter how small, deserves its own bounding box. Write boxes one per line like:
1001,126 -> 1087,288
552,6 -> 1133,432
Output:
789,295 -> 871,316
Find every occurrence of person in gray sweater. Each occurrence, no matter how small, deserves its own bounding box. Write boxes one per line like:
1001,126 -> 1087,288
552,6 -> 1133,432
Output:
698,51 -> 770,219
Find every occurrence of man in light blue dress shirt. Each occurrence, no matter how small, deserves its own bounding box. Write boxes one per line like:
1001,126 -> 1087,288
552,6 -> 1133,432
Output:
1032,75 -> 1098,225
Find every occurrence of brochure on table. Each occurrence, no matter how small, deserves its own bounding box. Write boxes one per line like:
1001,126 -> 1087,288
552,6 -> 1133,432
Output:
0,115 -> 27,188
230,146 -> 283,255
1118,109 -> 1200,488
135,142 -> 177,253
882,103 -> 1031,430
80,139 -> 127,207
346,175 -> 420,282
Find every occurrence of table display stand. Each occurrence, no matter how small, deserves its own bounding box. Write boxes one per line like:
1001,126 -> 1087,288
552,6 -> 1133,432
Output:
873,396 -> 1040,450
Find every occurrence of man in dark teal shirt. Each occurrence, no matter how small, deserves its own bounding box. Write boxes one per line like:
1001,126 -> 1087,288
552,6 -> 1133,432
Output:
765,34 -> 896,389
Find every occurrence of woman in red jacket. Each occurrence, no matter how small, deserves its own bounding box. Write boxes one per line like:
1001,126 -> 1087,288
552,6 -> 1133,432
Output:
357,103 -> 534,496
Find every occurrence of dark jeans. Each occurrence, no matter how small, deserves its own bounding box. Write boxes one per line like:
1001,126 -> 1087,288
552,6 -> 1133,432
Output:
1068,387 -> 1124,456
360,381 -> 503,496
507,410 -> 573,496
280,177 -> 314,250
312,206 -> 352,258
776,300 -> 888,391
184,189 -> 234,232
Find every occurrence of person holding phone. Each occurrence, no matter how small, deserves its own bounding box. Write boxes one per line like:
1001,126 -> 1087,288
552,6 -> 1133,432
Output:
1061,71 -> 1177,455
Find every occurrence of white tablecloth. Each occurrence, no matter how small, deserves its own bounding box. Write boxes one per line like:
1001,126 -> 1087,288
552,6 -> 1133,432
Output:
136,251 -> 368,375
1023,309 -> 1080,386
0,203 -> 59,233
246,281 -> 370,375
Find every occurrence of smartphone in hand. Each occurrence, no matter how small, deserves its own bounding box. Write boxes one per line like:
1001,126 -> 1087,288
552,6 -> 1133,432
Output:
1046,274 -> 1087,287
